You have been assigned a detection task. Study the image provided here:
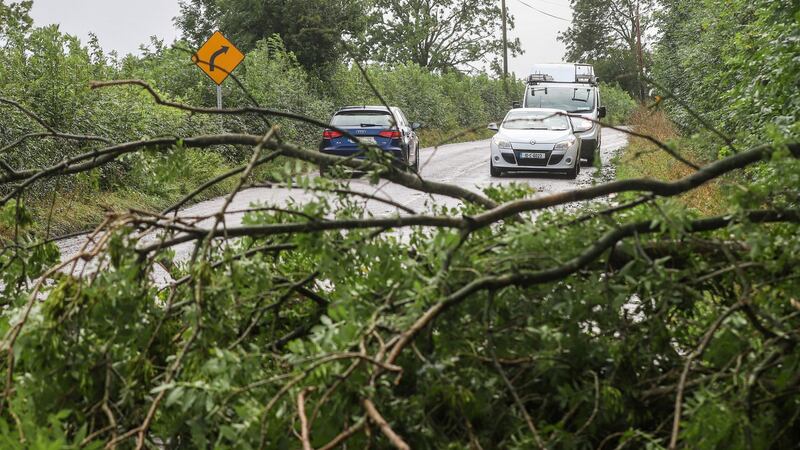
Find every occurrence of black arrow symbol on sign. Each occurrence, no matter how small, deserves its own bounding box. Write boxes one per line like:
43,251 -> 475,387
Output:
209,46 -> 229,72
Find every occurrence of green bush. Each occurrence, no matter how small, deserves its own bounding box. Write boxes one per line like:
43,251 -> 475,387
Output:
653,0 -> 799,148
599,82 -> 637,125
329,63 -> 522,132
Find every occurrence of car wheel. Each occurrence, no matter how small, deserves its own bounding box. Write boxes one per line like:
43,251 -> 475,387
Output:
490,160 -> 502,177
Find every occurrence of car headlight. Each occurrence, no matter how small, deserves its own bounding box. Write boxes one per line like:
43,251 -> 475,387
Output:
493,137 -> 512,149
553,136 -> 576,152
571,117 -> 593,132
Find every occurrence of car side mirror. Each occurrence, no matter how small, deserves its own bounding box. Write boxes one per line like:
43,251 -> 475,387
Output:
511,101 -> 521,108
411,122 -> 422,130
487,123 -> 499,131
598,106 -> 607,119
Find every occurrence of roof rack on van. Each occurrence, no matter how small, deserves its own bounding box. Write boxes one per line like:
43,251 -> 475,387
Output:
527,73 -> 554,84
526,63 -> 598,86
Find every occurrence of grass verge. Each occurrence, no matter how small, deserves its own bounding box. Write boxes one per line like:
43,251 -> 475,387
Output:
616,107 -> 726,215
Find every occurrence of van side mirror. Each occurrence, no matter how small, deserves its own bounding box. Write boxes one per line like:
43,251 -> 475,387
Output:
598,106 -> 607,119
411,122 -> 422,130
487,123 -> 499,131
511,101 -> 521,108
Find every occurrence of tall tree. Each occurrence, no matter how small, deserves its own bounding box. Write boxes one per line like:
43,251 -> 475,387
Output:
0,0 -> 32,36
558,0 -> 654,96
362,0 -> 522,73
175,0 -> 369,76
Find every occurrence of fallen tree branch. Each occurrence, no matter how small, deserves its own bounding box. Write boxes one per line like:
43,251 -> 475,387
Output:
385,209 -> 800,367
362,398 -> 410,450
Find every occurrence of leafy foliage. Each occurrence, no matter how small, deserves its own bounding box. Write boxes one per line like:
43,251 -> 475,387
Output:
361,0 -> 522,73
177,0 -> 521,75
2,149 -> 799,448
0,0 -> 31,36
599,81 -> 637,125
559,0 -> 655,97
652,0 -> 800,148
0,2 -> 798,449
176,0 -> 369,76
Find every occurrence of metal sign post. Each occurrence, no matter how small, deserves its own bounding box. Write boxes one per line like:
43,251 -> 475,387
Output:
216,85 -> 222,109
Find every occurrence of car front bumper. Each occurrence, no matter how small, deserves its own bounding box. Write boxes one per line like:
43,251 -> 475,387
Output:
490,143 -> 580,172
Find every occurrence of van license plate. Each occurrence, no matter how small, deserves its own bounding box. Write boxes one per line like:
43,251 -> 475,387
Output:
520,152 -> 546,159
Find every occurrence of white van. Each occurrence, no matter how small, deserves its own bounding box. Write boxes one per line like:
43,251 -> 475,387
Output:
520,63 -> 606,165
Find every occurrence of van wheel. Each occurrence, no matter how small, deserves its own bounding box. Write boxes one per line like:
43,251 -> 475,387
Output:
490,161 -> 502,177
567,159 -> 580,179
584,154 -> 594,166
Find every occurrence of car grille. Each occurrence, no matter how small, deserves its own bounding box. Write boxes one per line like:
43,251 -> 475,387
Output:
501,152 -> 517,164
548,153 -> 564,165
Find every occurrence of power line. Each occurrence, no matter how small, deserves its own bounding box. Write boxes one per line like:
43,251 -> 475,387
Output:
513,0 -> 571,22
527,0 -> 572,8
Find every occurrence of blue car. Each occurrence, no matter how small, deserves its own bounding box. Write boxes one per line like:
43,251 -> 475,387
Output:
319,106 -> 421,173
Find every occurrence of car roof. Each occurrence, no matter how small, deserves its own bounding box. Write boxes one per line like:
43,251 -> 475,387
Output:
336,106 -> 394,113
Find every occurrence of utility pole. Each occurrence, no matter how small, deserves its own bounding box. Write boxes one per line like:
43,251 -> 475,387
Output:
635,1 -> 645,99
501,0 -> 509,97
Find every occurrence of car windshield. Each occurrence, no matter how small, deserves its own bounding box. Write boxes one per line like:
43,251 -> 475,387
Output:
525,86 -> 595,113
502,111 -> 570,130
331,111 -> 394,128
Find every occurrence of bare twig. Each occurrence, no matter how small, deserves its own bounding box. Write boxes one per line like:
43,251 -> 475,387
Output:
668,302 -> 744,449
362,398 -> 410,450
297,388 -> 314,450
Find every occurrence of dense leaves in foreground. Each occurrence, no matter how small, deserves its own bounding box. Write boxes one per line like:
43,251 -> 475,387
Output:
0,135 -> 799,449
0,0 -> 798,448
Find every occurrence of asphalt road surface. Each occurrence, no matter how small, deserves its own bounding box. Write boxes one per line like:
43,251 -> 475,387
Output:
57,127 -> 628,266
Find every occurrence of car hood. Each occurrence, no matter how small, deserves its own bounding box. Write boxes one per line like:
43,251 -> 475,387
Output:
497,128 -> 573,144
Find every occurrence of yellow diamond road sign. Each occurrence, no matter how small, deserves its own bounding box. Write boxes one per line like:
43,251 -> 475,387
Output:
192,31 -> 245,85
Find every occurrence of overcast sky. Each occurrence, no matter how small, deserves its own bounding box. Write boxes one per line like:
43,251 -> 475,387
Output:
29,0 -> 570,76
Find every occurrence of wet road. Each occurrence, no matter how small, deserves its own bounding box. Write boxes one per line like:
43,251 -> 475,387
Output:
57,127 -> 628,263
177,127 -> 627,218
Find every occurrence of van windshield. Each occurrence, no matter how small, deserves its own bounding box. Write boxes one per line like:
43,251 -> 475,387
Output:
525,86 -> 595,113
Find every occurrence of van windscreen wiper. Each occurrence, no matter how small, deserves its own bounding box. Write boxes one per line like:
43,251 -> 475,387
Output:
572,88 -> 590,102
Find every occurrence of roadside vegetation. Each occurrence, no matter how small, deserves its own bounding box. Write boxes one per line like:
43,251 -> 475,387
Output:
0,16 -> 522,235
0,0 -> 798,449
616,108 -> 724,214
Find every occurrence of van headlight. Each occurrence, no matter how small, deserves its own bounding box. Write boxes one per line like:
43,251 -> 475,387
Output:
571,117 -> 593,132
493,137 -> 512,149
553,136 -> 576,151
